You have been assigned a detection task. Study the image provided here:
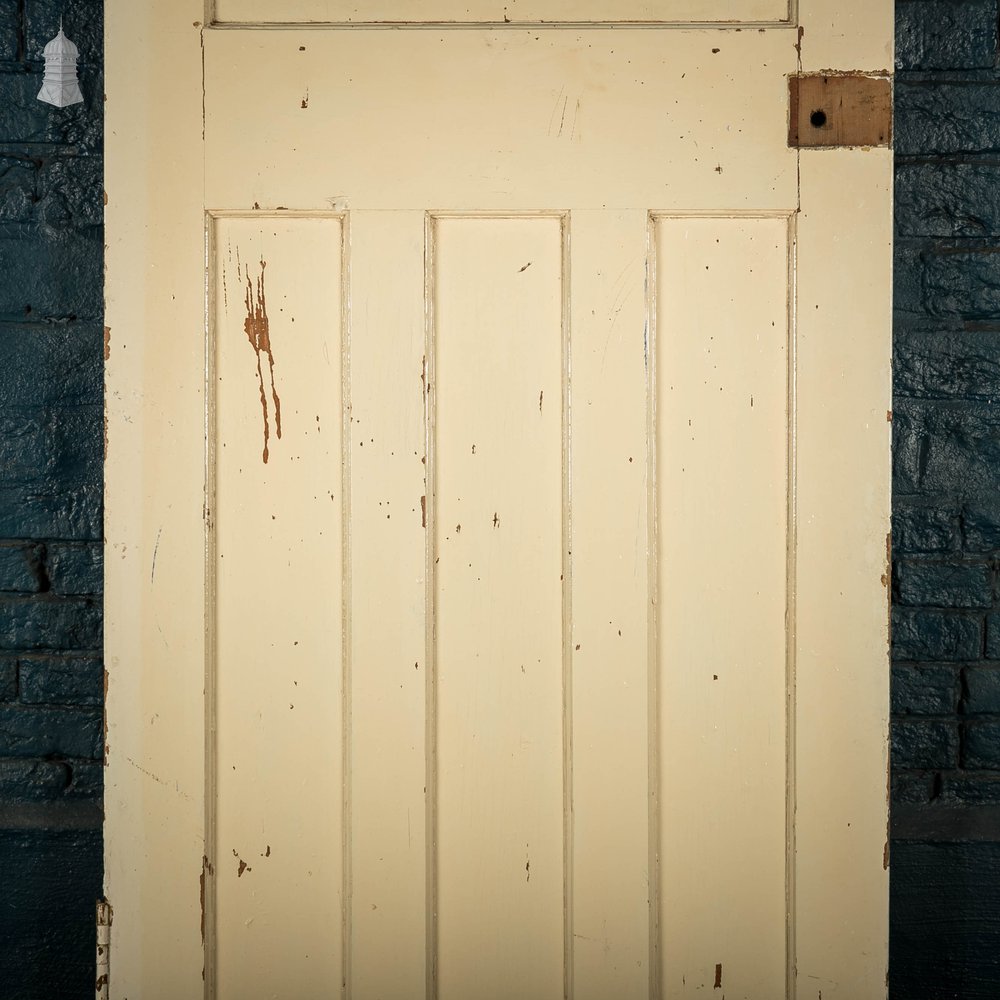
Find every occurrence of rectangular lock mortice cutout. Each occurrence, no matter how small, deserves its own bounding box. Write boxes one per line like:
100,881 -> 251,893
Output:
789,74 -> 892,148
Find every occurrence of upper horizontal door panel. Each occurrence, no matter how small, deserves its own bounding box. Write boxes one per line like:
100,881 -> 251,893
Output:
212,0 -> 792,26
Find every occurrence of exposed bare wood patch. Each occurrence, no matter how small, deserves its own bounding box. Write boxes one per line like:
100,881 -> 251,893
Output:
789,74 -> 891,148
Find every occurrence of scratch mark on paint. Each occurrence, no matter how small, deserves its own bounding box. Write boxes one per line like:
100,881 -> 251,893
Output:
301,88 -> 309,109
421,495 -> 427,528
151,526 -> 162,584
714,963 -> 723,989
519,261 -> 532,273
547,86 -> 566,136
493,512 -> 500,528
244,259 -> 282,464
557,94 -> 569,136
539,390 -> 544,412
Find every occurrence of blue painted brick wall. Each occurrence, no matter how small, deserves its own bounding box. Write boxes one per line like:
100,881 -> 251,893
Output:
892,0 -> 1000,996
0,1 -> 103,997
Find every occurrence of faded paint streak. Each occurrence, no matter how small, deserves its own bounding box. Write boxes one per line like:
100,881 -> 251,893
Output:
244,259 -> 282,463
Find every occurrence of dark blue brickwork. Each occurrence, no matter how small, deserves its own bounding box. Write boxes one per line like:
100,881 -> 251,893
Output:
0,1 -> 104,997
892,1 -> 1000,996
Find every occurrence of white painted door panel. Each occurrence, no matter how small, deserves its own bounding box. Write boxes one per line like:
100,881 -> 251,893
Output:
105,5 -> 892,999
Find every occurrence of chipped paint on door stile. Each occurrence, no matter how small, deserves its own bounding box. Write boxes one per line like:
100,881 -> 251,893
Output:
105,3 -> 892,998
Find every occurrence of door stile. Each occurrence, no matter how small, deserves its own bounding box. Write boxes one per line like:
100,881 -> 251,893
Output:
560,212 -> 574,1000
204,212 -> 219,1000
645,211 -> 661,1000
341,209 -> 354,1000
422,212 -> 439,1000
784,211 -> 799,1000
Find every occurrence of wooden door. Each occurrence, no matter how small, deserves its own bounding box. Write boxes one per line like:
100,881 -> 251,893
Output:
104,3 -> 893,998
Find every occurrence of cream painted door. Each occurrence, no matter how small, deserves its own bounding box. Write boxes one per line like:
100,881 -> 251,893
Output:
105,3 -> 892,999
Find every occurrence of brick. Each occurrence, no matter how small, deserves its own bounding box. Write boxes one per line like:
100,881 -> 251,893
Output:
964,503 -> 1000,551
896,81 -> 1000,156
45,543 -> 100,596
0,69 -> 102,154
896,162 -> 1000,239
893,503 -> 957,554
965,667 -> 1000,715
0,324 -> 103,408
892,718 -> 960,769
0,596 -> 100,650
37,154 -> 102,228
0,656 -> 15,700
0,406 -> 102,486
894,402 -> 1000,496
0,158 -> 38,225
892,770 -> 937,805
0,543 -> 45,592
2,404 -> 102,492
0,226 -> 102,320
892,607 -> 982,661
65,759 -> 101,798
892,663 -> 960,714
986,614 -> 1000,658
25,0 -> 103,69
896,0 -> 999,71
892,245 -> 1000,325
963,720 -> 1000,768
897,560 -> 994,608
0,704 -> 100,757
0,758 -> 71,800
18,655 -> 101,705
926,252 -> 1000,321
942,773 -> 1000,805
0,481 -> 102,540
894,329 -> 1000,401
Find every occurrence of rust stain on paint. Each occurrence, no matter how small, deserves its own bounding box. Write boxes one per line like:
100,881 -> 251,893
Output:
233,848 -> 251,877
243,259 -> 282,463
714,963 -> 723,989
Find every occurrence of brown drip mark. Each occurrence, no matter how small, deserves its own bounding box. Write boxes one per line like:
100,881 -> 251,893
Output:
244,259 -> 282,463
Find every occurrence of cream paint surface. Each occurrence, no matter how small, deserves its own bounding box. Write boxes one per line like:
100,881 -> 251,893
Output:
106,3 -> 891,998
213,0 -> 791,24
